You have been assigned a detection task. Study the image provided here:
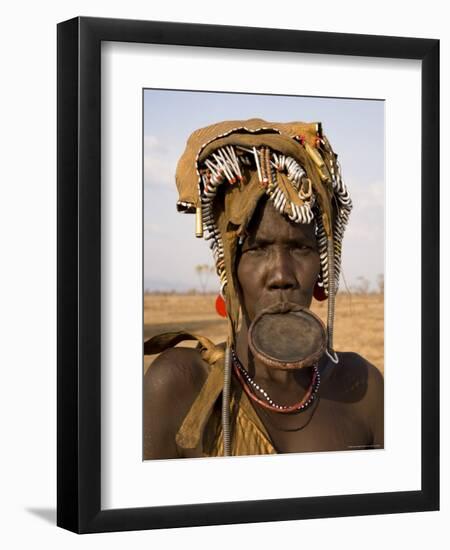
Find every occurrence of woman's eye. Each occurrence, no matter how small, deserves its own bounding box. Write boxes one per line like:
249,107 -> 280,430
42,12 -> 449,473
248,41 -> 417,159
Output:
292,245 -> 311,253
245,246 -> 266,254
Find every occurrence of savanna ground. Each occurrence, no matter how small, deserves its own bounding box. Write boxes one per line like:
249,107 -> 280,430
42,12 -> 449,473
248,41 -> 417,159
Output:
144,292 -> 384,375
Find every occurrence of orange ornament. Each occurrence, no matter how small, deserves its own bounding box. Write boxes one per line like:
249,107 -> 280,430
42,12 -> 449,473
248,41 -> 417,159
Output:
215,294 -> 227,317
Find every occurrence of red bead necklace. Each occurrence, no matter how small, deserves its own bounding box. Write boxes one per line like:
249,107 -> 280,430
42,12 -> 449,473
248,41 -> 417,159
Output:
231,349 -> 320,414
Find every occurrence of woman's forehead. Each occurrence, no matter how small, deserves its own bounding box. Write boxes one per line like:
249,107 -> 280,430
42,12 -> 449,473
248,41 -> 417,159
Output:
246,198 -> 316,241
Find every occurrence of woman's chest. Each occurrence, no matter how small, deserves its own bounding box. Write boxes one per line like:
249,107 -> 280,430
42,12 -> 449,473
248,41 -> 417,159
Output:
256,397 -> 372,454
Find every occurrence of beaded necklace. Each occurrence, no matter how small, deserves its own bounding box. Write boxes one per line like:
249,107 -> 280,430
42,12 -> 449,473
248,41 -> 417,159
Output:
231,348 -> 320,414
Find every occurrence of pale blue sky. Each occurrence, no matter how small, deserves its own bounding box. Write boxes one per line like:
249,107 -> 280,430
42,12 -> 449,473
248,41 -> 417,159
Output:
144,89 -> 384,292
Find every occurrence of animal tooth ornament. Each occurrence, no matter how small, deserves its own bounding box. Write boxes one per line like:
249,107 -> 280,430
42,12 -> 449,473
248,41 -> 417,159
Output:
172,118 -> 352,455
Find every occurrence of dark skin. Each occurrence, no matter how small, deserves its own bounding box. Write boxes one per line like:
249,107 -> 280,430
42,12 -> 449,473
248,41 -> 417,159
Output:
143,198 -> 384,459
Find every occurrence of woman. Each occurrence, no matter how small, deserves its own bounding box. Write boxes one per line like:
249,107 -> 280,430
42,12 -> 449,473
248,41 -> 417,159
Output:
143,118 -> 384,459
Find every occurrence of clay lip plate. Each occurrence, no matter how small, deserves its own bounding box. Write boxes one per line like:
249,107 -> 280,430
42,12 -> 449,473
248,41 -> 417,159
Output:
248,302 -> 327,370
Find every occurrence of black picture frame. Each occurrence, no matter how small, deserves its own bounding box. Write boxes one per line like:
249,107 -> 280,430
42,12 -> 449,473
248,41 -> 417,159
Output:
57,16 -> 439,534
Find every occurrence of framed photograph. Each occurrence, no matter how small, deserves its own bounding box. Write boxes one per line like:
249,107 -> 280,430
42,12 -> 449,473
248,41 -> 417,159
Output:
57,16 -> 439,533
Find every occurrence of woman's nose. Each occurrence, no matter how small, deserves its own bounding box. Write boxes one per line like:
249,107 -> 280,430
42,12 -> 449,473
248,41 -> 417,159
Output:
266,247 -> 298,290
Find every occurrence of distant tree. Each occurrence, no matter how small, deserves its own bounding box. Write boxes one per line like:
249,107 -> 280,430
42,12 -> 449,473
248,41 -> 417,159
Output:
354,276 -> 370,295
195,264 -> 215,293
376,273 -> 384,294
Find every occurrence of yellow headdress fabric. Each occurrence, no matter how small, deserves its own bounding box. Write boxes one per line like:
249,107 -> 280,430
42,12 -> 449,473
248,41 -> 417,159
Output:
174,118 -> 352,350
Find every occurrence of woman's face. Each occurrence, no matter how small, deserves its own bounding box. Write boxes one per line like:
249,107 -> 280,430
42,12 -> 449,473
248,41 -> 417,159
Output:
236,198 -> 321,323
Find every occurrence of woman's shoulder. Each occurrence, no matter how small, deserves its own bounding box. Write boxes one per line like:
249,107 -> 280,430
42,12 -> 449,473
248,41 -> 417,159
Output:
326,351 -> 384,401
143,346 -> 214,459
144,346 -> 211,400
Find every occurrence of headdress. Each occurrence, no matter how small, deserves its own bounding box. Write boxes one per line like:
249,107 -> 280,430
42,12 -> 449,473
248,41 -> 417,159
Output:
175,118 -> 352,455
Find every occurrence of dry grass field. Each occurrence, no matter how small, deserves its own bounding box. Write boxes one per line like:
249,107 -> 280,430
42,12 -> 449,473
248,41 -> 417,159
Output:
144,292 -> 384,375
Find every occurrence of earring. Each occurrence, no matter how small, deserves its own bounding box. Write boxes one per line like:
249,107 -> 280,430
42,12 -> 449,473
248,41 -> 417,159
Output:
313,281 -> 327,302
215,294 -> 227,317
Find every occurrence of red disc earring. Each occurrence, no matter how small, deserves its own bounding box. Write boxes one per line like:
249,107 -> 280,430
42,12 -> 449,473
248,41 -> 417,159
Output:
215,294 -> 227,317
313,282 -> 328,302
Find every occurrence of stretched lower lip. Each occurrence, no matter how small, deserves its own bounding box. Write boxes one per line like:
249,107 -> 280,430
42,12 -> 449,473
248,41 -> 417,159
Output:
247,301 -> 327,369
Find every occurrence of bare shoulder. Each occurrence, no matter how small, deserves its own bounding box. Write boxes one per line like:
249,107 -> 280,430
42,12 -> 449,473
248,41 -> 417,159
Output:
143,347 -> 210,459
335,352 -> 384,446
338,351 -> 383,381
326,351 -> 384,402
144,346 -> 210,397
